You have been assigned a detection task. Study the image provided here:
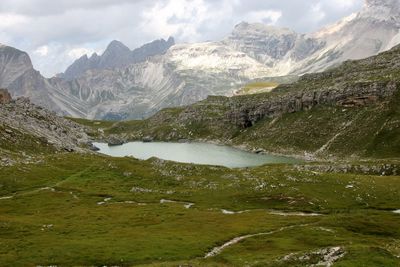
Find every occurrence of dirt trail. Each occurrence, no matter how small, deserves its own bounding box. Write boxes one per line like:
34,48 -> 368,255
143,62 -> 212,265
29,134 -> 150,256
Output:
205,223 -> 313,258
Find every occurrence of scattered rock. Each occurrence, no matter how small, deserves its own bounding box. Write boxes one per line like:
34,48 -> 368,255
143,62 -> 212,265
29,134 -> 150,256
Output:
281,246 -> 346,267
142,136 -> 154,143
88,143 -> 100,151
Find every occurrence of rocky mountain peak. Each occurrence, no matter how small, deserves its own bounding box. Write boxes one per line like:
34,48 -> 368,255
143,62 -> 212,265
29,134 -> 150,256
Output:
232,21 -> 295,36
224,22 -> 299,64
103,40 -> 131,56
167,36 -> 175,45
0,45 -> 34,89
61,37 -> 175,80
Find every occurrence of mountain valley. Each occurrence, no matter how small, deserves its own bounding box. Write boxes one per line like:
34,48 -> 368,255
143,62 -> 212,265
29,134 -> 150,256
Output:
1,1 -> 400,266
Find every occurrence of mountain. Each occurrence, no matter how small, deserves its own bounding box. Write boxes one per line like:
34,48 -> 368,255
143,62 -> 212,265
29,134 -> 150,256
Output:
60,37 -> 175,80
1,0 -> 400,120
0,44 -> 75,114
223,0 -> 400,75
50,42 -> 272,120
105,43 -> 400,159
55,0 -> 400,120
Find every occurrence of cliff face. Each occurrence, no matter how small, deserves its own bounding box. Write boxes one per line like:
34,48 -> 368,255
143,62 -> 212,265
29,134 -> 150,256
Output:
228,81 -> 398,128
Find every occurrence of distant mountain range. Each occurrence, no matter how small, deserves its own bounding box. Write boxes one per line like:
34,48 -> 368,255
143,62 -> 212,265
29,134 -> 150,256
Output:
59,37 -> 175,80
1,0 -> 400,120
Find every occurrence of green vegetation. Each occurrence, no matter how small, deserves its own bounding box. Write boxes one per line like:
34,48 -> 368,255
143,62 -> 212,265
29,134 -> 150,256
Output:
67,117 -> 116,129
1,153 -> 400,266
236,81 -> 279,95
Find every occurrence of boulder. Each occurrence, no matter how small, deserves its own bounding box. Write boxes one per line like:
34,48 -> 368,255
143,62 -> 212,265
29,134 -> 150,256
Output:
88,143 -> 100,151
0,89 -> 12,104
107,136 -> 125,146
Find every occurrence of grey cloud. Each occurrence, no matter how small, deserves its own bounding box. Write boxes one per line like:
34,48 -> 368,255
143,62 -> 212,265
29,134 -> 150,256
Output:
0,0 -> 150,16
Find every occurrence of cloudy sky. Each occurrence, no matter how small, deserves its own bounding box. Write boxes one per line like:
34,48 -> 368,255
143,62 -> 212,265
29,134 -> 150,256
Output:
0,0 -> 364,77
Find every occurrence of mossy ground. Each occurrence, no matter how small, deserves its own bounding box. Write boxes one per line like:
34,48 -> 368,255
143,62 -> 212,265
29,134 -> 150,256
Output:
1,153 -> 400,266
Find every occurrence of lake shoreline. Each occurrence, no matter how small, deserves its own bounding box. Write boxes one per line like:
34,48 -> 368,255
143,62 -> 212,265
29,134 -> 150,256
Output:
93,141 -> 301,168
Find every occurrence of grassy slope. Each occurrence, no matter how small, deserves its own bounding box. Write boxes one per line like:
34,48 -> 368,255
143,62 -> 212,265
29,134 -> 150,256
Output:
236,81 -> 280,95
1,153 -> 400,266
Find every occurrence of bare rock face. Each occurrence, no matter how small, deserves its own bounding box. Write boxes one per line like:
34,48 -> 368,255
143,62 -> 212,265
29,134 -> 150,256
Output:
227,81 -> 398,128
0,46 -> 33,89
365,0 -> 399,8
0,89 -> 11,104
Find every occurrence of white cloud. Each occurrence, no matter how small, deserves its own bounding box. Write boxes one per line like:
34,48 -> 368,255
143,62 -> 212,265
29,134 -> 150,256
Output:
140,0 -> 238,42
332,0 -> 359,8
244,10 -> 282,25
34,45 -> 49,56
67,47 -> 96,58
0,13 -> 28,28
310,3 -> 326,23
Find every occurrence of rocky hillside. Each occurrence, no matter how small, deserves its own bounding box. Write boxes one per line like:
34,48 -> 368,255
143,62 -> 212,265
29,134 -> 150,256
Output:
0,91 -> 92,165
104,44 -> 400,159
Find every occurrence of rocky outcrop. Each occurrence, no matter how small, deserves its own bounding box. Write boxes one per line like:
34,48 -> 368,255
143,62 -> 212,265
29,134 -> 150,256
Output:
0,89 -> 11,104
228,81 -> 398,128
107,135 -> 125,146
